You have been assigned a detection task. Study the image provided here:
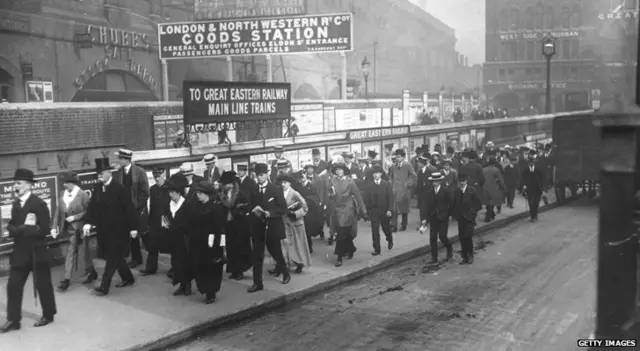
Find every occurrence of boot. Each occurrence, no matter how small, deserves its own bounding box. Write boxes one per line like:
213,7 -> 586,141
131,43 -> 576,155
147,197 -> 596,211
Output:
335,256 -> 343,267
57,279 -> 70,292
205,293 -> 216,304
282,270 -> 291,284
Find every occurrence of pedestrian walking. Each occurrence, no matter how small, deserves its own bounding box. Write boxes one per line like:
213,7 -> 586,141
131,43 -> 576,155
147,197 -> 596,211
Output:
503,157 -> 519,208
278,173 -> 311,274
521,151 -> 545,222
83,158 -> 138,296
388,149 -> 417,232
422,172 -> 453,263
52,171 -> 96,291
297,166 -> 324,252
452,174 -> 482,264
362,165 -> 394,256
140,168 -> 170,276
219,171 -> 253,281
1,168 -> 57,332
482,158 -> 506,221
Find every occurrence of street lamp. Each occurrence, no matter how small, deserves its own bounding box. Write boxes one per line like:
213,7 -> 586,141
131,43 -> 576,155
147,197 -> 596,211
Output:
541,34 -> 556,114
361,56 -> 371,99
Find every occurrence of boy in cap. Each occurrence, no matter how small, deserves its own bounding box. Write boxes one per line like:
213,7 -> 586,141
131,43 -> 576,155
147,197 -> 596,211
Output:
113,148 -> 150,269
2,168 -> 57,332
451,173 -> 482,264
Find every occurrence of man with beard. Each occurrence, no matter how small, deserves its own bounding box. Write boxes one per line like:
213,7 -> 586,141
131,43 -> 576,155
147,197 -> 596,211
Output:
83,158 -> 138,296
389,149 -> 417,232
219,171 -> 253,280
140,168 -> 170,276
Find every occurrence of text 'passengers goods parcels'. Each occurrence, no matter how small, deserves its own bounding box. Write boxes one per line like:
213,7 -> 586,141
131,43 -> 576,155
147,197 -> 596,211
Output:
182,81 -> 292,125
157,13 -> 353,59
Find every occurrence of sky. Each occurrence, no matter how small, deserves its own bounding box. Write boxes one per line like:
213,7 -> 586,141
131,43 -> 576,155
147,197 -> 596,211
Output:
408,0 -> 486,65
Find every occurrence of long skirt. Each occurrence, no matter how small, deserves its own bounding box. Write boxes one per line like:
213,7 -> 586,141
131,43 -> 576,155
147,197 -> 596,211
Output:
281,223 -> 312,267
191,246 -> 224,295
334,226 -> 357,257
170,233 -> 191,286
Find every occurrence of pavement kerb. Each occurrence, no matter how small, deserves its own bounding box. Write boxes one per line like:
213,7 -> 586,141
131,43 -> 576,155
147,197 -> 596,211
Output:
127,199 -> 568,351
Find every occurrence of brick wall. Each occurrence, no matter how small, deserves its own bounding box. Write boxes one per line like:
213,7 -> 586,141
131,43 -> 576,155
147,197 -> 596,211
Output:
0,102 -> 182,156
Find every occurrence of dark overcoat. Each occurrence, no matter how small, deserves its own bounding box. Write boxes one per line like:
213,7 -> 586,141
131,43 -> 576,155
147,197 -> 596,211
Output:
7,195 -> 51,267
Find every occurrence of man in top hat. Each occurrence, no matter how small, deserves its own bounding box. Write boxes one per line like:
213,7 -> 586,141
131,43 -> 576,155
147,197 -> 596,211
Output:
269,144 -> 286,182
311,148 -> 327,174
113,148 -> 150,269
140,168 -> 170,276
451,173 -> 482,264
83,158 -> 138,296
421,172 -> 454,263
236,164 -> 257,196
521,150 -> 545,222
203,154 -> 222,183
180,162 -> 204,203
248,163 -> 290,292
388,149 -> 417,232
362,165 -> 394,256
2,168 -> 57,332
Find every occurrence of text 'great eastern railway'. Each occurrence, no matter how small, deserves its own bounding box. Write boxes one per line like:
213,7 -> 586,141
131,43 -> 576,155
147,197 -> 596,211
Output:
157,13 -> 353,59
182,81 -> 292,124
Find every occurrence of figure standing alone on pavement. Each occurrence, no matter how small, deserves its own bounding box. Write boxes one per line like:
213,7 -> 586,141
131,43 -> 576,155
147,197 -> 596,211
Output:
452,174 -> 482,264
2,168 -> 57,332
521,150 -> 545,222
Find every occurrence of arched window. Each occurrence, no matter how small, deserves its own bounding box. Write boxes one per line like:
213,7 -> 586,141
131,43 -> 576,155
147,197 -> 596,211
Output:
524,7 -> 535,29
570,4 -> 582,28
499,9 -> 509,31
509,8 -> 520,30
543,5 -> 555,29
534,4 -> 544,29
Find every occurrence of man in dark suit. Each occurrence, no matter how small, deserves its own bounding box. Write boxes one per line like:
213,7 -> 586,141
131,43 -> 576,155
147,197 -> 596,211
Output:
248,163 -> 290,293
180,162 -> 204,204
2,168 -> 57,332
521,151 -> 545,222
452,173 -> 482,265
311,148 -> 327,175
503,156 -> 519,209
83,158 -> 138,296
270,145 -> 286,182
237,164 -> 256,195
140,168 -> 170,276
203,153 -> 222,183
421,172 -> 453,263
363,165 -> 394,256
113,148 -> 150,269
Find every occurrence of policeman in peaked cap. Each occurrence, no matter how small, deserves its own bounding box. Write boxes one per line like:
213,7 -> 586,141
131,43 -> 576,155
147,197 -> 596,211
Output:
2,168 -> 57,332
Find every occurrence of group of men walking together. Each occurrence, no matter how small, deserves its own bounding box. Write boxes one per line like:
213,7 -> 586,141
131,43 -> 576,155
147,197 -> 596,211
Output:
1,140 -> 553,333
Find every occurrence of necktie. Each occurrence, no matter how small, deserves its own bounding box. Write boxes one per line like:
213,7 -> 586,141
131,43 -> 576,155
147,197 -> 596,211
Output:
102,185 -> 106,192
260,186 -> 266,194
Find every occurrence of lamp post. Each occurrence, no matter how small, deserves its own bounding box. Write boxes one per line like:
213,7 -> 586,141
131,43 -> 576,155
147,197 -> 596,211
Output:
541,34 -> 556,114
361,56 -> 370,99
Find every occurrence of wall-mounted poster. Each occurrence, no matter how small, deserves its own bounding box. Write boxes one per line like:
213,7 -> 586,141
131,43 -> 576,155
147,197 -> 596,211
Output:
327,145 -> 351,161
350,143 -> 363,159
217,158 -> 232,172
335,108 -> 382,131
1,176 -> 57,238
285,103 -> 324,136
283,150 -> 300,171
392,108 -> 402,126
362,141 -> 381,161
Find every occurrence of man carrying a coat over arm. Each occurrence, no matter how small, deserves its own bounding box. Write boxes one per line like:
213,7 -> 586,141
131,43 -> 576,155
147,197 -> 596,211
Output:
421,172 -> 454,263
83,158 -> 139,296
363,165 -> 394,256
521,151 -> 545,222
1,168 -> 57,333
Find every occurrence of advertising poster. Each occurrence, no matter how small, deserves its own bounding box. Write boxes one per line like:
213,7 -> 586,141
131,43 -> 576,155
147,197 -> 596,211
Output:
350,143 -> 362,159
158,13 -> 353,59
283,150 -> 300,171
297,148 -> 313,168
217,158 -> 233,172
182,81 -> 291,125
1,176 -> 57,238
335,108 -> 382,131
327,145 -> 350,161
286,103 -> 324,135
249,154 -> 268,165
194,0 -> 307,20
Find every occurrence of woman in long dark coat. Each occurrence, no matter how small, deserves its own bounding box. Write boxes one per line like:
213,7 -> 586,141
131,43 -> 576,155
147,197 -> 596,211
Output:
162,174 -> 193,296
191,181 -> 226,304
295,169 -> 324,253
219,171 -> 253,280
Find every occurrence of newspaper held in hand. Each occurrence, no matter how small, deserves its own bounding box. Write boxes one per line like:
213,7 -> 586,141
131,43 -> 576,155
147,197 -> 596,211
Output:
220,234 -> 226,247
25,213 -> 37,226
419,224 -> 428,234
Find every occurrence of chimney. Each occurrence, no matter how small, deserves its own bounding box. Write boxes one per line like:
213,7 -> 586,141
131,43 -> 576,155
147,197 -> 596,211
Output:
464,56 -> 468,67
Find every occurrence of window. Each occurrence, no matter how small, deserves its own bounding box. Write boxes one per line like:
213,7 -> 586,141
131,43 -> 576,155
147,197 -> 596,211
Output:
562,40 -> 571,58
570,5 -> 582,28
525,7 -> 535,29
534,5 -> 544,29
544,6 -> 555,28
626,0 -> 638,10
526,41 -> 535,60
498,69 -> 506,81
570,39 -> 580,58
509,8 -> 519,30
561,5 -> 571,28
499,9 -> 509,31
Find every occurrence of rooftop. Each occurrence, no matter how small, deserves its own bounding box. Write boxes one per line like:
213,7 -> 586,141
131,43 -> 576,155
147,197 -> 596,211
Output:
389,0 -> 455,36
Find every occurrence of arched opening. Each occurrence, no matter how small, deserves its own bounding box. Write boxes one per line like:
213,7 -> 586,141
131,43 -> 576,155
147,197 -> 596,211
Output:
71,70 -> 157,102
294,83 -> 321,100
0,68 -> 14,102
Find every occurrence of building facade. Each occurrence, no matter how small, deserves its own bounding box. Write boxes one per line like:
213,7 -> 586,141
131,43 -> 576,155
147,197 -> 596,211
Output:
483,0 -> 637,115
0,0 -> 457,103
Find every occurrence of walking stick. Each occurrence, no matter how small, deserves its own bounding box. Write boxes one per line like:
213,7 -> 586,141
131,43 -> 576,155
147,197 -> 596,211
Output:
32,246 -> 38,308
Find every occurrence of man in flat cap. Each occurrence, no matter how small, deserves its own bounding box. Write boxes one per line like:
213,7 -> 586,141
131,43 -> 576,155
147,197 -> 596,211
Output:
388,149 -> 417,232
113,148 -> 150,269
311,148 -> 327,174
84,158 -> 138,295
203,154 -> 221,183
2,168 -> 57,332
140,168 -> 170,276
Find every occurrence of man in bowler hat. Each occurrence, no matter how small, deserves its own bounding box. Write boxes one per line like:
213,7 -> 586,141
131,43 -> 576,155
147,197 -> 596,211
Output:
83,158 -> 138,295
2,168 -> 57,332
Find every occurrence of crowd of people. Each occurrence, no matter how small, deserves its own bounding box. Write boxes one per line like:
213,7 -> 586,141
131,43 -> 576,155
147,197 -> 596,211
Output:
1,141 -> 555,333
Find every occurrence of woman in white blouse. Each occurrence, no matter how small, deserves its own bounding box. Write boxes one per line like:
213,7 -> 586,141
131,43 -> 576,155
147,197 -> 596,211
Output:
51,171 -> 93,291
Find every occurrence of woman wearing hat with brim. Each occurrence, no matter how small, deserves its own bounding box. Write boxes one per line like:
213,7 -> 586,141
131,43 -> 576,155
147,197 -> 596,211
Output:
52,171 -> 97,292
219,171 -> 253,281
276,173 -> 311,274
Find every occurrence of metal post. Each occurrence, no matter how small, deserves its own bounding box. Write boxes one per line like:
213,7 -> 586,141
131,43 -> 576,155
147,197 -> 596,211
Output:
364,76 -> 368,99
545,56 -> 552,114
373,41 -> 378,94
341,52 -> 347,100
161,59 -> 169,101
266,55 -> 273,82
226,56 -> 233,82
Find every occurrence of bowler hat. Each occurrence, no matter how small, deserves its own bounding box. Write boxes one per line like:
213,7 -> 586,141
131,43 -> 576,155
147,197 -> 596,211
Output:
94,158 -> 113,173
371,165 -> 384,174
276,173 -> 296,184
60,171 -> 79,184
276,159 -> 290,169
219,171 -> 238,185
394,149 -> 406,157
312,148 -> 321,156
458,173 -> 469,181
195,180 -> 216,195
14,168 -> 35,182
114,148 -> 133,159
332,162 -> 351,175
254,163 -> 269,175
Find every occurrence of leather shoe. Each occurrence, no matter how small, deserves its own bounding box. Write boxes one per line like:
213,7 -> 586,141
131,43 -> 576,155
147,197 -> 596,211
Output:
0,320 -> 20,333
82,270 -> 98,284
282,272 -> 291,284
57,279 -> 70,292
247,284 -> 264,293
115,280 -> 135,288
139,269 -> 156,276
371,251 -> 380,256
34,316 -> 53,327
93,286 -> 108,296
388,241 -> 394,250
205,293 -> 216,304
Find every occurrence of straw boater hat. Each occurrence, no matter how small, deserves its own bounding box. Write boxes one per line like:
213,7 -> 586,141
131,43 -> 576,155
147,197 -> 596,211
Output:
114,148 -> 133,160
219,171 -> 238,185
60,171 -> 79,184
152,168 -> 165,177
14,168 -> 35,183
276,159 -> 290,169
273,144 -> 284,152
203,154 -> 217,165
428,172 -> 444,181
417,155 -> 429,164
179,163 -> 194,176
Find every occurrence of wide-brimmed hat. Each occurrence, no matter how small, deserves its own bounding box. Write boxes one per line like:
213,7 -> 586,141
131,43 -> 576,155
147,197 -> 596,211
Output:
428,172 -> 444,181
14,168 -> 35,182
332,162 -> 351,175
114,148 -> 133,160
195,180 -> 216,195
219,171 -> 238,185
179,163 -> 194,176
164,174 -> 188,191
203,153 -> 217,165
254,163 -> 269,175
94,158 -> 113,173
60,171 -> 79,184
276,173 -> 296,184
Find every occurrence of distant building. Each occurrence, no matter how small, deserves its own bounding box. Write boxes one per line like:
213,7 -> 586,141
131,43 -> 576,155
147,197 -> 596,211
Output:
483,0 -> 635,115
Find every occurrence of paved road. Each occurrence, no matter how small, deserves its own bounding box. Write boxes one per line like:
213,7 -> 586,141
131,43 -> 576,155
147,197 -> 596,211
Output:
170,201 -> 597,351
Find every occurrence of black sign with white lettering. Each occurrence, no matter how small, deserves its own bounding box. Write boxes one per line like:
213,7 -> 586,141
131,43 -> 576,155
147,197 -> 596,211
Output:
347,126 -> 410,141
183,81 -> 292,124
